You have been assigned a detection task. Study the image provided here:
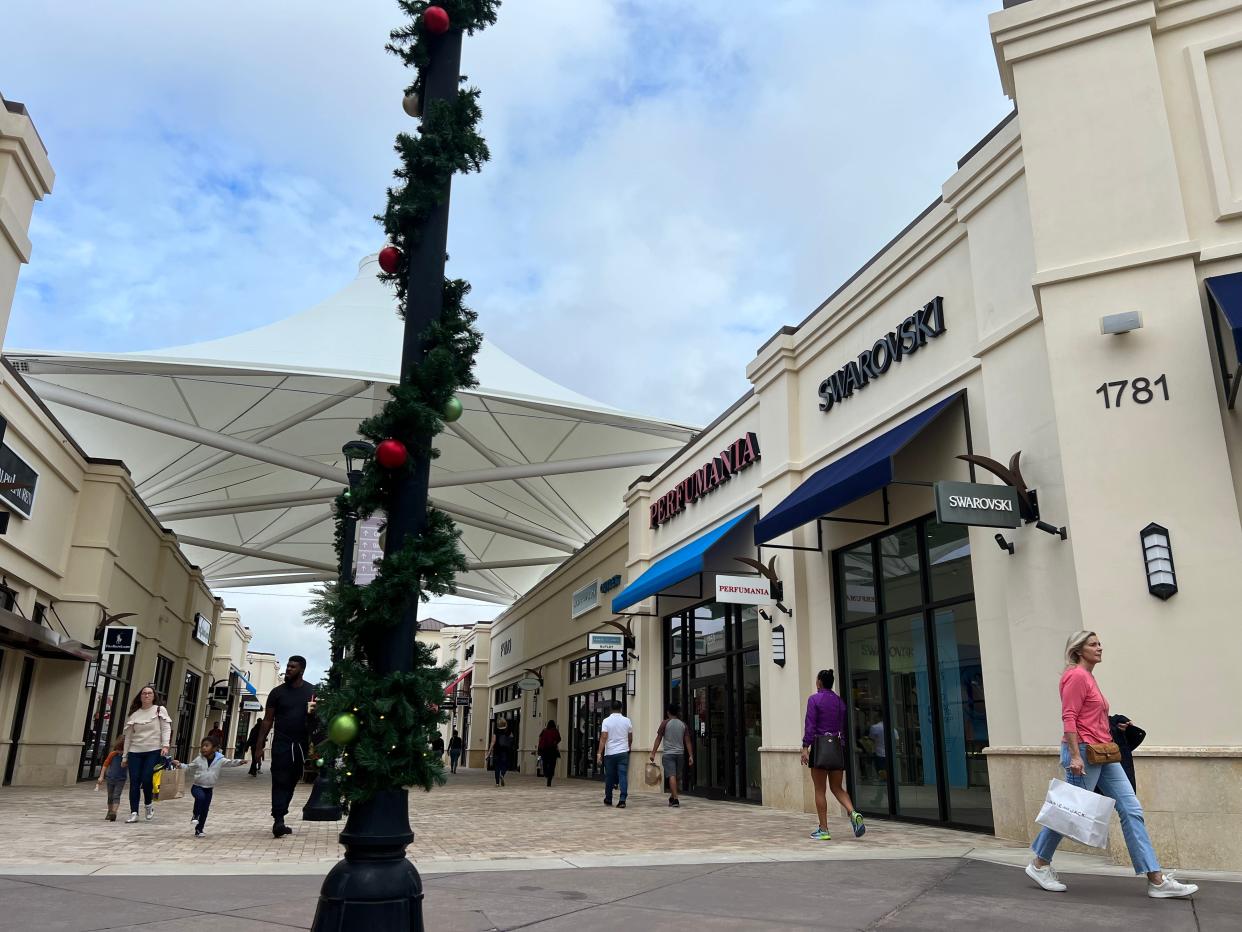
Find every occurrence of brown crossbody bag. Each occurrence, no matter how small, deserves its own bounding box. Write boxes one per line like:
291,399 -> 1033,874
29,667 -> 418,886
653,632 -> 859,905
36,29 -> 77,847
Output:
1085,742 -> 1121,765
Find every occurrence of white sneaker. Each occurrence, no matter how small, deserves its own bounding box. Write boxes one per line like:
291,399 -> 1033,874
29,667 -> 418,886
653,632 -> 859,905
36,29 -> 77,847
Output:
125,812 -> 139,824
1148,874 -> 1198,898
1025,861 -> 1067,892
145,805 -> 154,821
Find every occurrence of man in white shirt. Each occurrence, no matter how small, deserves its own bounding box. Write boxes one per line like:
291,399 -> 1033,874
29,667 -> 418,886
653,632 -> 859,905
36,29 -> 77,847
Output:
595,700 -> 633,808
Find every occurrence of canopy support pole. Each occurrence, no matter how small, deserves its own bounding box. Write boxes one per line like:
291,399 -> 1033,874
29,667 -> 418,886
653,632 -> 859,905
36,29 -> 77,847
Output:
141,380 -> 374,497
176,534 -> 337,572
29,379 -> 347,484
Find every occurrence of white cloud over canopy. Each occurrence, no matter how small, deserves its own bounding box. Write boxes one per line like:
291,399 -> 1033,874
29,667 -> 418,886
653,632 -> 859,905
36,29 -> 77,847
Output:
5,0 -> 1011,650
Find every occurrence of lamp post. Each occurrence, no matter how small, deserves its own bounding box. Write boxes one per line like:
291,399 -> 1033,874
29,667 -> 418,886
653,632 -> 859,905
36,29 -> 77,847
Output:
303,440 -> 373,824
310,25 -> 465,931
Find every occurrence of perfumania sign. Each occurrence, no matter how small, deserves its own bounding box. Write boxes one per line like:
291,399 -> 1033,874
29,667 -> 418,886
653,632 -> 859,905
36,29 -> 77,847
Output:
817,297 -> 947,413
650,433 -> 760,528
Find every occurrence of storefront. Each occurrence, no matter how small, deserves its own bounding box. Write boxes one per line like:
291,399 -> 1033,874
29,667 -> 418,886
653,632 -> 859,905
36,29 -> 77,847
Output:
567,682 -> 626,780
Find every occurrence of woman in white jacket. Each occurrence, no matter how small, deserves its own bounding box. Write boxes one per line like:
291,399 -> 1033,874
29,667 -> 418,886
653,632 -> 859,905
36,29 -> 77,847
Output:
179,736 -> 246,837
121,685 -> 172,824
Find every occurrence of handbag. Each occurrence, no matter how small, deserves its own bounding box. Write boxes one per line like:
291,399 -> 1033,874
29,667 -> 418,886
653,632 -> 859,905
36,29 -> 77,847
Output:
1085,742 -> 1121,765
1036,777 -> 1116,848
810,734 -> 845,771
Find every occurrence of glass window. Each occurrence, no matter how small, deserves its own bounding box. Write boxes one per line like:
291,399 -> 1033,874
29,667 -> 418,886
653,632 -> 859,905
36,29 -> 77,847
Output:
694,604 -> 729,657
739,607 -> 759,648
668,613 -> 686,666
927,520 -> 973,603
880,526 -> 922,613
844,623 -> 889,815
742,650 -> 762,802
694,657 -> 726,679
838,544 -> 877,622
885,613 -> 937,821
933,603 -> 990,827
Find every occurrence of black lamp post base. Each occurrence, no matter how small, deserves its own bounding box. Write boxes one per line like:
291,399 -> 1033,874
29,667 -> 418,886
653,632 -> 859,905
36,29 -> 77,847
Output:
311,788 -> 423,932
302,770 -> 343,822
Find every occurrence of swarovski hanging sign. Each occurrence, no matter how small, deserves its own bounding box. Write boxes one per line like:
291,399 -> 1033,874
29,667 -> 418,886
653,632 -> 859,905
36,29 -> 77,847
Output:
934,480 -> 1021,529
817,297 -> 947,413
650,433 -> 761,528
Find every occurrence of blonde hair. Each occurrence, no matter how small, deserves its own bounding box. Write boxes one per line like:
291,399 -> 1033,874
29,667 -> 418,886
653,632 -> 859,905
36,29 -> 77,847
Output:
1064,630 -> 1097,667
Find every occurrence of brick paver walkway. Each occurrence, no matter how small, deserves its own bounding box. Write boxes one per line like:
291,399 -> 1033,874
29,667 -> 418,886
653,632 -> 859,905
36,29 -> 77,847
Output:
0,765 -> 1026,871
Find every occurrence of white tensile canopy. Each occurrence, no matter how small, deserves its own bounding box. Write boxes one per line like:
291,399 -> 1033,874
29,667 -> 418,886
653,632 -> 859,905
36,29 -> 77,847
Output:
9,255 -> 695,604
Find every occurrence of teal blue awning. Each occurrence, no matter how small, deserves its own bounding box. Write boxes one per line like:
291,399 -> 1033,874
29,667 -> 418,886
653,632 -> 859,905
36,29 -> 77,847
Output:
611,509 -> 755,613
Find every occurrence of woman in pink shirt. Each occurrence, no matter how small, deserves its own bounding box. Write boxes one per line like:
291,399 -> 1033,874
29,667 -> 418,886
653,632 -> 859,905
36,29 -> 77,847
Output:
1026,631 -> 1197,899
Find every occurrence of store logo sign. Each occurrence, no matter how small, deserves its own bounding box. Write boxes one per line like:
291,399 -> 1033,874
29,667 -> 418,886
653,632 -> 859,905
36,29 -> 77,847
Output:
102,625 -> 137,655
934,480 -> 1021,529
817,297 -> 947,413
0,443 -> 38,519
571,579 -> 600,618
714,574 -> 771,605
650,433 -> 761,528
193,612 -> 212,645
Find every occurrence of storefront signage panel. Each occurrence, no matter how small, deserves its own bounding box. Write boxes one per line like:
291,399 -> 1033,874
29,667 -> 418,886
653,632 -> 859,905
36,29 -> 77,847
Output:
0,443 -> 38,519
817,297 -> 947,413
102,625 -> 137,655
714,574 -> 772,605
934,481 -> 1021,529
571,579 -> 600,618
600,574 -> 622,594
354,515 -> 385,585
587,632 -> 625,651
193,612 -> 212,645
650,433 -> 760,528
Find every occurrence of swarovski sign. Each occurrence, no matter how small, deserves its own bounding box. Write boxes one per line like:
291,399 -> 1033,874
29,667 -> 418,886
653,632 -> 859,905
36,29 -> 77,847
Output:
818,297 -> 947,413
934,480 -> 1021,529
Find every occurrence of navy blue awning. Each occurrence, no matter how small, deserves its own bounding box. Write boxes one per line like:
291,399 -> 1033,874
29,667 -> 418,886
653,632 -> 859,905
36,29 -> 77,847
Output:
754,394 -> 961,545
612,509 -> 755,614
1206,271 -> 1242,362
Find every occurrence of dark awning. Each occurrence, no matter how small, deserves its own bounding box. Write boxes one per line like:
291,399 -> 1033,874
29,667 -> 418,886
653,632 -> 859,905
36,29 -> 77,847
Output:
0,607 -> 94,662
612,509 -> 756,613
754,394 -> 961,545
1206,272 -> 1242,408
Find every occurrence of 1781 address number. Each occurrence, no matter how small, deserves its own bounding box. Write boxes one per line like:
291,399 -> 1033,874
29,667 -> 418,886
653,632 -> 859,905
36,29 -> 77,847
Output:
1095,374 -> 1169,409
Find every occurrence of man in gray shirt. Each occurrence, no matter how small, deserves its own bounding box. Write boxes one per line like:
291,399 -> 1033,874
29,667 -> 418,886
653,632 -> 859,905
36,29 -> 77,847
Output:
649,703 -> 694,807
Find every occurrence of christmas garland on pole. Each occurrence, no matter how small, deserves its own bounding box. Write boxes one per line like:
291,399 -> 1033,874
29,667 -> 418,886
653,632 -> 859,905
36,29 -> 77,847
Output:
314,0 -> 501,805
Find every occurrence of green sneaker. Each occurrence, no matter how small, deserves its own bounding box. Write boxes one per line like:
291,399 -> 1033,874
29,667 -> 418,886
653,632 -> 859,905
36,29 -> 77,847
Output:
809,828 -> 831,841
851,811 -> 866,838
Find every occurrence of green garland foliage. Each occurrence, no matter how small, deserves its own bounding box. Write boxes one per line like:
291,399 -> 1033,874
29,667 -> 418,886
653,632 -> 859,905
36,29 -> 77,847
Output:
314,0 -> 501,803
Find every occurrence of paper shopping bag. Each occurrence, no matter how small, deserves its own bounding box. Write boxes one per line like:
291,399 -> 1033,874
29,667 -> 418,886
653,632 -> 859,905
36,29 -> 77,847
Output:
1036,778 -> 1115,848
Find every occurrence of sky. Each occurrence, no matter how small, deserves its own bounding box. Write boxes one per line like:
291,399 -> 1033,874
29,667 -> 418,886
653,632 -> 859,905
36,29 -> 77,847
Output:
4,1 -> 1012,668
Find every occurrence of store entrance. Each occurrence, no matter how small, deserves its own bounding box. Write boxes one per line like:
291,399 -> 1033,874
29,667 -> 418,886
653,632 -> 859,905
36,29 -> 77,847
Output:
665,603 -> 762,803
835,516 -> 991,829
689,675 -> 729,798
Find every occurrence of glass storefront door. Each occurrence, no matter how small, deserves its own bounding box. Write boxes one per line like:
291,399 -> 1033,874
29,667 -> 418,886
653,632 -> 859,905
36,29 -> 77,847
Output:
79,652 -> 134,781
665,603 -> 762,802
835,516 -> 990,829
568,685 -> 625,780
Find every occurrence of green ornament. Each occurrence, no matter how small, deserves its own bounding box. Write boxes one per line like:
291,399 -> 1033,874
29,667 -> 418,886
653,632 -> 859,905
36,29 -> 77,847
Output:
316,758 -> 325,767
328,712 -> 360,745
442,396 -> 463,422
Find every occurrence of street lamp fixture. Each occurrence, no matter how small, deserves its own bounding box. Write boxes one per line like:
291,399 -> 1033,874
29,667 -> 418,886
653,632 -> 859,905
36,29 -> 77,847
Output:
771,625 -> 787,667
1140,523 -> 1178,600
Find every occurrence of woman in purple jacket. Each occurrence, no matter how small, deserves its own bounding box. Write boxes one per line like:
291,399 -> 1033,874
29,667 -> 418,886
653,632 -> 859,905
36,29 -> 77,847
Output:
800,670 -> 865,841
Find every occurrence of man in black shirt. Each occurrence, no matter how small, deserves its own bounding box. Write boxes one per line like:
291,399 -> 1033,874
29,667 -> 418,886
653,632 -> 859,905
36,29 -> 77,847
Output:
257,655 -> 316,838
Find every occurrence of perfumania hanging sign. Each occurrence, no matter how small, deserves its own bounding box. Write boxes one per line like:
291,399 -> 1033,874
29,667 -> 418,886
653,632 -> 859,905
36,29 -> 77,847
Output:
817,297 -> 947,412
650,433 -> 760,528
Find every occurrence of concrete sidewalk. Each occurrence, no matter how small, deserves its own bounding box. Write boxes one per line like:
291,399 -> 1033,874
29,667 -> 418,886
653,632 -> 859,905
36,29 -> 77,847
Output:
2,858 -> 1235,931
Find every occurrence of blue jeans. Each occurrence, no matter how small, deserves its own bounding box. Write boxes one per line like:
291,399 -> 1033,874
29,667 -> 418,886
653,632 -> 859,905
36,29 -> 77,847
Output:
127,750 -> 161,812
603,752 -> 628,803
191,785 -> 213,831
1032,743 -> 1160,875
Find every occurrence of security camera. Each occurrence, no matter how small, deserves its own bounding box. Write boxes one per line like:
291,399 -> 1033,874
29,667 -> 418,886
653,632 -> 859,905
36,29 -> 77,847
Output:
994,533 -> 1015,555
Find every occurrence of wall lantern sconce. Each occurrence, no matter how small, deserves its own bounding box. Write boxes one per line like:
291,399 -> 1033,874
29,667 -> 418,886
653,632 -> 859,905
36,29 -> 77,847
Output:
85,661 -> 99,690
771,624 -> 786,667
1140,523 -> 1177,600
625,668 -> 637,697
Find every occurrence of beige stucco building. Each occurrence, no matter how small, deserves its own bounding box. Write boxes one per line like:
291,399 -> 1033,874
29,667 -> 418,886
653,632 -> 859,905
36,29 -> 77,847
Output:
462,0 -> 1242,872
0,92 -> 257,786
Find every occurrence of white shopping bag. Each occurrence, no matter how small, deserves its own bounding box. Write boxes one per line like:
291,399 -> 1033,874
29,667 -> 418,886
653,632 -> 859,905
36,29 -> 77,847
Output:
1036,778 -> 1116,848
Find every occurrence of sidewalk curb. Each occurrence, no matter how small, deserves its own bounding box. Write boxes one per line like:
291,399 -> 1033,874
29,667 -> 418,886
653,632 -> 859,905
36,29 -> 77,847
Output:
3,845 -> 1237,881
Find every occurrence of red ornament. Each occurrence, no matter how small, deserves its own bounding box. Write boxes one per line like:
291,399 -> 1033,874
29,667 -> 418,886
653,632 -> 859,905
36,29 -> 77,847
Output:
377,245 -> 402,275
422,6 -> 450,34
375,439 -> 408,469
